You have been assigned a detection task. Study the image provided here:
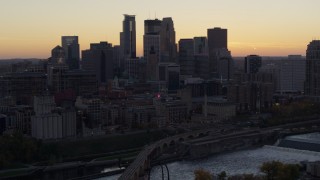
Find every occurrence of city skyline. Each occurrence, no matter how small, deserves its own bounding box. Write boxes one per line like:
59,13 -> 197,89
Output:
1,0 -> 320,59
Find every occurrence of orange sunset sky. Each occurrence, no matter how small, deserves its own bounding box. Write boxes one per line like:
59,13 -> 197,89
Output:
0,0 -> 320,59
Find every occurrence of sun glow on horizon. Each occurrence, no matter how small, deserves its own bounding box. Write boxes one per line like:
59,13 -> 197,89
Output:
0,0 -> 319,59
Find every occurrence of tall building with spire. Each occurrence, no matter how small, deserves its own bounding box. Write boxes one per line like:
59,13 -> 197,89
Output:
120,14 -> 136,59
144,19 -> 162,62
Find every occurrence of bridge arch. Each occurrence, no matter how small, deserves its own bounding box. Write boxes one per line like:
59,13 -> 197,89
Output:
154,146 -> 161,156
198,132 -> 205,137
169,140 -> 175,146
144,160 -> 149,170
134,172 -> 138,180
139,166 -> 144,177
162,143 -> 168,150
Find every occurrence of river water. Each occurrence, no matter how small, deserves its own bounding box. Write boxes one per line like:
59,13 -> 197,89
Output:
99,145 -> 320,180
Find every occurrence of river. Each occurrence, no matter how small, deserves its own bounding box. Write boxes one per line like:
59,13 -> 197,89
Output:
99,145 -> 320,180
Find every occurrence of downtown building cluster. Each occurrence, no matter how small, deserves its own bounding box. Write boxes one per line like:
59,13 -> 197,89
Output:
0,14 -> 315,140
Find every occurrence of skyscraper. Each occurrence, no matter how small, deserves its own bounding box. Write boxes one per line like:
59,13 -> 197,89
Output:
144,19 -> 162,34
146,47 -> 158,81
61,36 -> 80,70
50,45 -> 65,65
245,55 -> 262,74
178,39 -> 194,76
194,37 -> 208,55
160,17 -> 177,63
144,19 -> 162,62
216,49 -> 234,80
278,55 -> 305,93
82,42 -> 114,84
207,27 -> 227,50
120,14 -> 136,59
305,40 -> 320,96
207,27 -> 228,76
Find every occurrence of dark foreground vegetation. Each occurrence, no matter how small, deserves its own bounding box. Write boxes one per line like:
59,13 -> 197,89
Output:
0,130 -> 166,169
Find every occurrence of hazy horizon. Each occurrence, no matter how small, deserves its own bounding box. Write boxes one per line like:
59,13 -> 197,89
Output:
1,0 -> 319,59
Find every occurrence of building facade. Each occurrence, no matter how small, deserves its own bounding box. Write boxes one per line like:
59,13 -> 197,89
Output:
82,41 -> 114,84
207,27 -> 228,76
120,14 -> 136,59
245,55 -> 262,74
61,36 -> 80,70
305,40 -> 320,96
179,39 -> 195,76
160,17 -> 177,63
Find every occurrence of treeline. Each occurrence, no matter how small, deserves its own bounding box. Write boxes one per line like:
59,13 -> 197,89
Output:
0,133 -> 57,169
194,161 -> 300,180
266,100 -> 320,126
0,130 -> 166,170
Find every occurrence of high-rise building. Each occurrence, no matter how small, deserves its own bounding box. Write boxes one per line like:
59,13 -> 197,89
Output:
62,70 -> 98,96
158,63 -> 180,93
82,41 -> 114,84
194,37 -> 208,55
143,19 -> 161,62
179,39 -> 195,76
228,72 -> 274,113
113,45 -> 122,77
207,27 -> 227,50
61,36 -> 80,70
207,27 -> 228,74
160,17 -> 177,63
278,55 -> 305,93
245,55 -> 262,74
144,19 -> 162,62
216,49 -> 234,80
179,39 -> 194,57
144,17 -> 177,64
305,40 -> 320,96
125,58 -> 146,81
194,55 -> 210,79
120,14 -> 136,59
145,19 -> 162,34
260,56 -> 306,93
47,64 -> 69,93
219,57 -> 234,81
49,45 -> 65,65
146,47 -> 159,81
47,66 -> 98,97
0,72 -> 47,105
143,19 -> 161,82
144,34 -> 161,62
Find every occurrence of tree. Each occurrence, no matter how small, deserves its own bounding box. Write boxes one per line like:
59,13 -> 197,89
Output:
218,171 -> 227,180
260,161 -> 282,180
278,164 -> 300,180
194,168 -> 213,180
260,161 -> 300,180
228,174 -> 262,180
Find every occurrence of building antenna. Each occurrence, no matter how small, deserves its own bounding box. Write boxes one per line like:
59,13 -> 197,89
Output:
148,10 -> 150,19
155,12 -> 157,19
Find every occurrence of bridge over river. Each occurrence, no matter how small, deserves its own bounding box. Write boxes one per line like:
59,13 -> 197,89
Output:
118,119 -> 320,180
